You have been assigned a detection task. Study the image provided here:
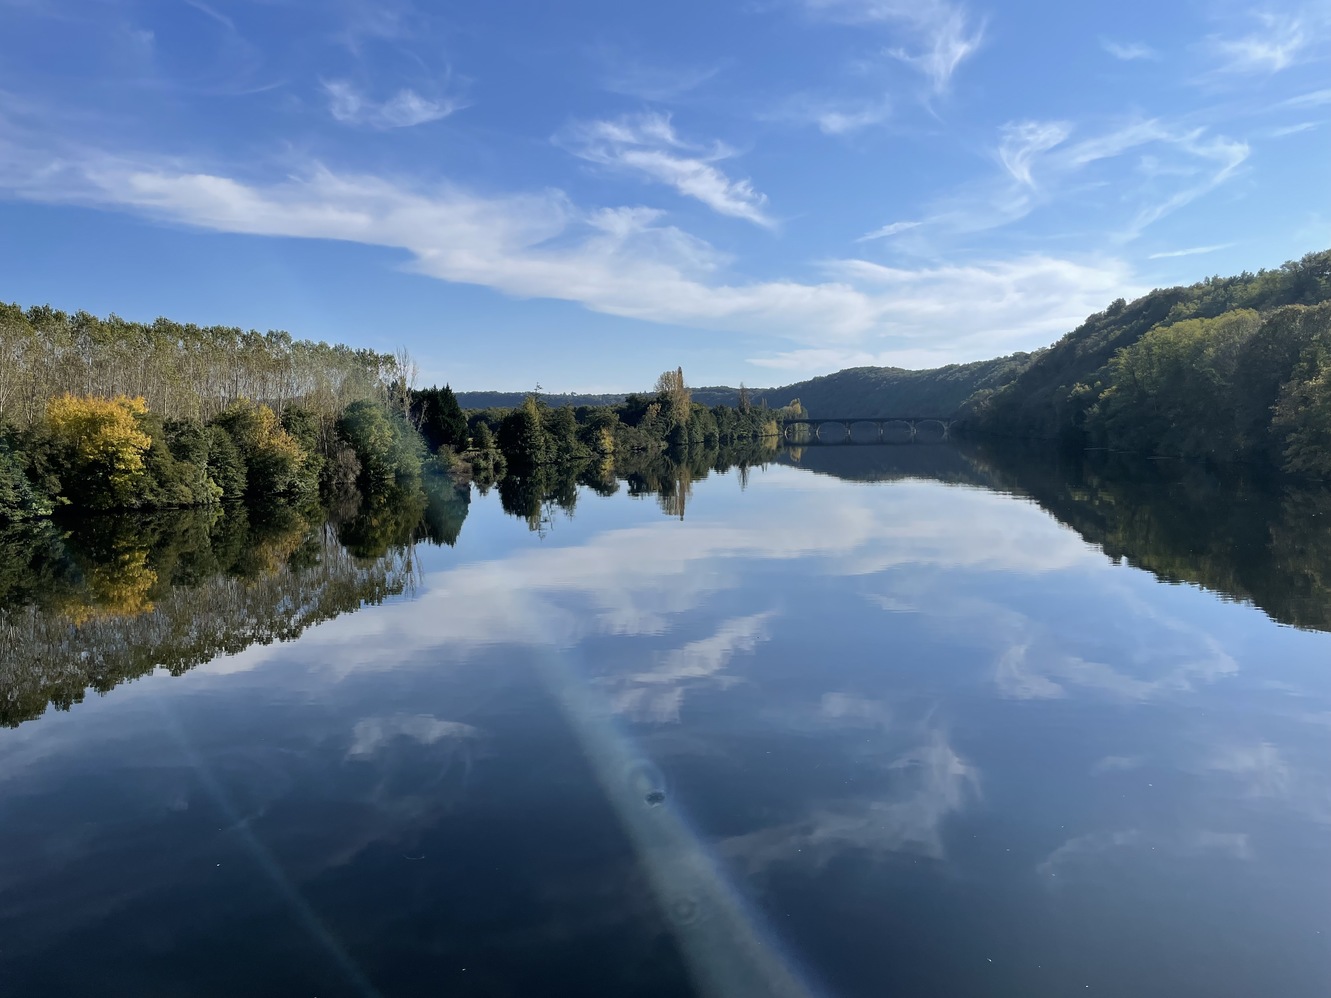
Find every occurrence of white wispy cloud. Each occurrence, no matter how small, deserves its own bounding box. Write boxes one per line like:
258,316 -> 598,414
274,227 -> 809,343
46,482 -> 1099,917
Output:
1281,87 -> 1331,107
889,4 -> 985,93
749,254 -> 1138,370
1122,131 -> 1249,237
997,120 -> 1072,187
772,95 -> 893,135
1206,11 -> 1315,74
1147,243 -> 1235,260
1268,121 -> 1317,137
1101,38 -> 1158,61
322,79 -> 466,129
599,55 -> 725,102
912,117 -> 1249,243
0,114 -> 1146,366
801,0 -> 985,94
184,0 -> 236,32
562,112 -> 774,227
856,220 -> 921,242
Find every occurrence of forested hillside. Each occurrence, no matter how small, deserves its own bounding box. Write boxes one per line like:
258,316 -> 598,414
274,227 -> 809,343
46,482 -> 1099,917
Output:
970,249 -> 1331,473
718,356 -> 1033,416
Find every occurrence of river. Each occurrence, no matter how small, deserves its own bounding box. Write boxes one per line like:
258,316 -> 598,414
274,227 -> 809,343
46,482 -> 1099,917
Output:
1,443 -> 1328,997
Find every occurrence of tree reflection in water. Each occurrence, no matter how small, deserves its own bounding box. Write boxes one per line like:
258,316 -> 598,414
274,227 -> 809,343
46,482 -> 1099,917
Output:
7,439 -> 1331,730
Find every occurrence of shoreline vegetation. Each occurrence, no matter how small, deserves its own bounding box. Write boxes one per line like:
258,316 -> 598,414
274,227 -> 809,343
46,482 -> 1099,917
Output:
0,298 -> 786,524
460,247 -> 1331,480
0,245 -> 1329,529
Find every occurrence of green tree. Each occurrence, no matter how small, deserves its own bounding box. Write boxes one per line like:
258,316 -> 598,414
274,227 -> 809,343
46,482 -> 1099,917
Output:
336,399 -> 424,495
0,435 -> 52,521
1271,305 -> 1331,476
212,400 -> 309,498
497,395 -> 550,468
280,405 -> 326,495
205,426 -> 247,500
413,385 -> 469,451
545,405 -> 583,460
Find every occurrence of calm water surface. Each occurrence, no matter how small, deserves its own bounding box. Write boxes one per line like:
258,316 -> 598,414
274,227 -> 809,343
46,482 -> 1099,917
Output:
2,445 -> 1330,997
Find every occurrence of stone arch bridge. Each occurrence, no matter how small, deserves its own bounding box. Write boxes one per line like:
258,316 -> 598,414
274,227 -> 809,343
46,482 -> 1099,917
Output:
782,417 -> 953,443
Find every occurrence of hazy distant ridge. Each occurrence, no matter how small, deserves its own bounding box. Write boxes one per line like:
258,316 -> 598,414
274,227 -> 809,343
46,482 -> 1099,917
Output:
457,354 -> 1031,418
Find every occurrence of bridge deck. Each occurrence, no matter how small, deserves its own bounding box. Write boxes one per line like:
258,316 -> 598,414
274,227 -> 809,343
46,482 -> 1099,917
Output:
782,416 -> 952,424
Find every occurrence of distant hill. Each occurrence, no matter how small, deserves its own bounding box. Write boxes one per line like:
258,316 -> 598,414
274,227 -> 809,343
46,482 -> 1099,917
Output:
454,391 -> 628,409
973,249 -> 1331,441
456,247 -> 1331,464
457,353 -> 1032,419
711,356 -> 1033,417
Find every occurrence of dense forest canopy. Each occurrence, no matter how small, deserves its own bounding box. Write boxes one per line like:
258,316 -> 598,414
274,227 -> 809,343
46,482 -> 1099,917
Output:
968,249 -> 1331,474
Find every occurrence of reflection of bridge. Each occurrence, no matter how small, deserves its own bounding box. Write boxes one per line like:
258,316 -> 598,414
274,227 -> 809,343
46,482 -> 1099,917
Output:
782,417 -> 952,443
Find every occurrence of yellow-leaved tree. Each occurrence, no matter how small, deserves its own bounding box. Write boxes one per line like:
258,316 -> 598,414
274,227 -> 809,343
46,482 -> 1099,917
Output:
46,394 -> 153,509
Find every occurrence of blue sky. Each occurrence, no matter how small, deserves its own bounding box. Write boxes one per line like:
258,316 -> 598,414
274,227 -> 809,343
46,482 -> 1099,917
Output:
1,0 -> 1328,391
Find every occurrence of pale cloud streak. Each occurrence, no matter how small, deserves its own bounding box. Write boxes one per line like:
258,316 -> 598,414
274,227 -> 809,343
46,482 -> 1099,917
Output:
1268,121 -> 1317,137
1204,10 -> 1325,74
997,120 -> 1072,187
599,54 -> 725,101
801,0 -> 985,94
856,220 -> 922,242
563,113 -> 774,228
1101,38 -> 1158,61
1281,87 -> 1331,107
771,95 -> 893,135
1147,243 -> 1235,260
0,118 -> 1142,365
323,79 -> 466,128
742,254 -> 1138,368
1213,11 -> 1315,73
910,117 -> 1250,244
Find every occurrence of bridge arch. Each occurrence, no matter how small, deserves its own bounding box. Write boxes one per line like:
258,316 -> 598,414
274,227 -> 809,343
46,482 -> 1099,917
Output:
779,416 -> 952,444
812,421 -> 850,443
847,420 -> 883,443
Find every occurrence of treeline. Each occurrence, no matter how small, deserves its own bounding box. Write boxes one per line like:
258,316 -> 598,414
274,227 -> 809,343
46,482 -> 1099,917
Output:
456,354 -> 1032,420
0,303 -> 404,425
0,295 -> 785,523
0,303 -> 441,521
428,368 -> 784,486
969,249 -> 1331,476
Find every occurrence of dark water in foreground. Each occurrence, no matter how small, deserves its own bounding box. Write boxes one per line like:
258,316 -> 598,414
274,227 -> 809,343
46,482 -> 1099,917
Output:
2,444 -> 1330,997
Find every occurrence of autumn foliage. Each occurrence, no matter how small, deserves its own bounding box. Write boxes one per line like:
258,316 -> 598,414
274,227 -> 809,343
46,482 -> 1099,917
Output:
45,394 -> 153,510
